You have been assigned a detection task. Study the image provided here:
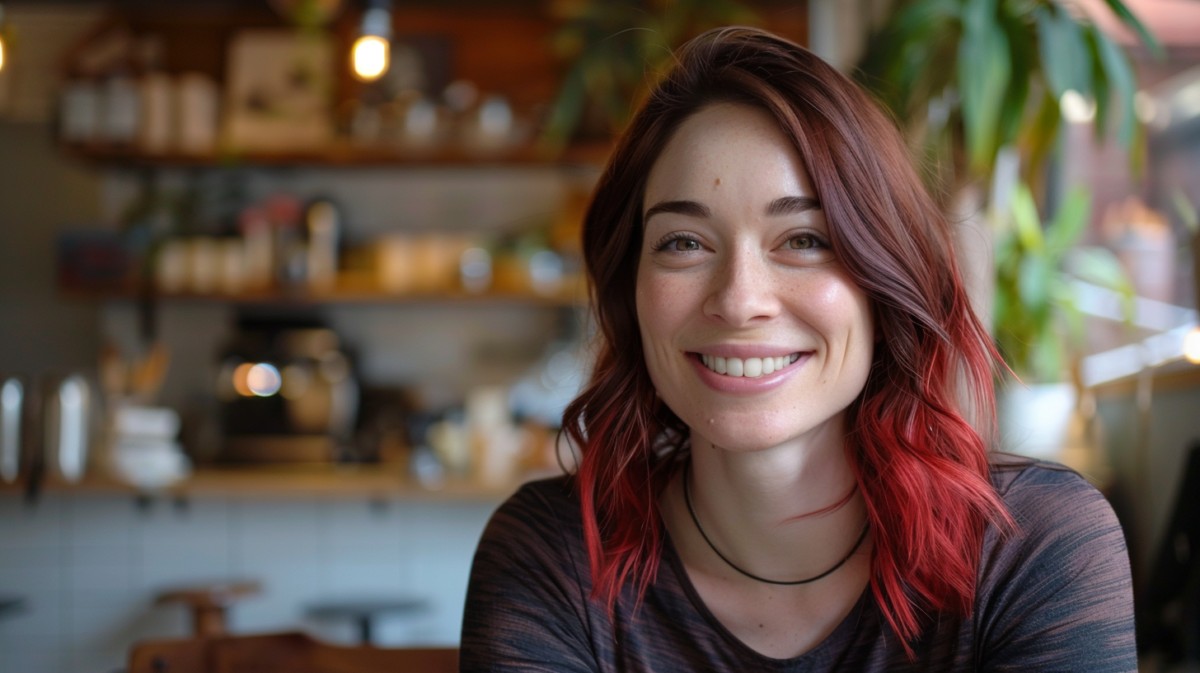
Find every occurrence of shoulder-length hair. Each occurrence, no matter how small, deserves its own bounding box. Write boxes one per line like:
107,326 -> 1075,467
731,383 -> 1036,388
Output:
562,26 -> 1010,651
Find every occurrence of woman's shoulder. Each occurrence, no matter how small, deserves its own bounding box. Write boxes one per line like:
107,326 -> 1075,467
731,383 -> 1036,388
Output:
987,452 -> 1115,529
984,452 -> 1125,564
988,451 -> 1102,493
477,474 -> 584,559
494,473 -> 580,521
972,453 -> 1136,669
463,478 -> 604,671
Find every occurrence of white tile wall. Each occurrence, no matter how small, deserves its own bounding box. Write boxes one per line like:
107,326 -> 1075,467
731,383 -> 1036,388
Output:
0,492 -> 499,673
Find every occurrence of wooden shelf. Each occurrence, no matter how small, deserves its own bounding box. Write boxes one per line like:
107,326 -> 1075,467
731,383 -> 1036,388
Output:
2,465 -> 536,501
60,286 -> 587,308
60,141 -> 612,170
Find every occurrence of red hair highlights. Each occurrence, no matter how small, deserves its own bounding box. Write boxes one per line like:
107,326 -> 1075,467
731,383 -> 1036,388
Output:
562,27 -> 1012,653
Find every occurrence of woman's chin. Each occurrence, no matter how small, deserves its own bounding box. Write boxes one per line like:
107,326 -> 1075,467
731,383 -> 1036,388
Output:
677,402 -> 848,455
686,421 -> 803,454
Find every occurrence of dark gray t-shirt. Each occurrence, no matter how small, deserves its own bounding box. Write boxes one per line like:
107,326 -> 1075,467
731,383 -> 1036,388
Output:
461,458 -> 1135,672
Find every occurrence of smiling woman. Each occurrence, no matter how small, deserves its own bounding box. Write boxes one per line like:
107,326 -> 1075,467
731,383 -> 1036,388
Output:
461,27 -> 1135,672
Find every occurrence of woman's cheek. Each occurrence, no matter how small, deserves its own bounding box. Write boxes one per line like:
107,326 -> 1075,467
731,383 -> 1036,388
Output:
637,271 -> 694,336
636,271 -> 697,391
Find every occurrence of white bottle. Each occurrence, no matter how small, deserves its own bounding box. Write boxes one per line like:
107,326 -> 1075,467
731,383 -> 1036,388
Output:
175,73 -> 219,155
139,72 -> 174,154
306,201 -> 339,292
102,76 -> 141,145
61,81 -> 100,143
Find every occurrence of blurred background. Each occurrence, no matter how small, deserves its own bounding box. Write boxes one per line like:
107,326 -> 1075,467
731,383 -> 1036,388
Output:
0,0 -> 1197,671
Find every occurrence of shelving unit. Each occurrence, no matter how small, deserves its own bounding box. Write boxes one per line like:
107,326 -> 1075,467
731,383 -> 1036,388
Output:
41,4 -> 608,504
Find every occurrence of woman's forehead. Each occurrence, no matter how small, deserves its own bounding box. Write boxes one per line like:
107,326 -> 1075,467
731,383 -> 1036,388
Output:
643,102 -> 817,212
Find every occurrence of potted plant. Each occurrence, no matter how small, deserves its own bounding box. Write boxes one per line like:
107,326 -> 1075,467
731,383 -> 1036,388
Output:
992,182 -> 1132,463
854,0 -> 1156,467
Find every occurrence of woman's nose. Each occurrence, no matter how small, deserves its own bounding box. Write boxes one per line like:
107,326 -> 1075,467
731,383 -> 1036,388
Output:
702,248 -> 780,327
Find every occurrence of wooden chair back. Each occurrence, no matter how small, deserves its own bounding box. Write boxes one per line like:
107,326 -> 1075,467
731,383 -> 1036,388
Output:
128,631 -> 459,673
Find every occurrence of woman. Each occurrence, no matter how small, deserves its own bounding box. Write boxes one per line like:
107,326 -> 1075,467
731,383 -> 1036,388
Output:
462,27 -> 1134,671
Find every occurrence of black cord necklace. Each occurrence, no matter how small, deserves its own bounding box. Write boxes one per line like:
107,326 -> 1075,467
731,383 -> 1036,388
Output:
682,459 -> 870,586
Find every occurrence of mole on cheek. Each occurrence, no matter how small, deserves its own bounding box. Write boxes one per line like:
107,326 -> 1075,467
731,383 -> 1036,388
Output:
714,178 -> 721,186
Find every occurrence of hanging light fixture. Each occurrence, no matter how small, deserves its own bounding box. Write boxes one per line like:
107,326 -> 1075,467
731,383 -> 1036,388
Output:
351,0 -> 391,82
0,4 -> 7,74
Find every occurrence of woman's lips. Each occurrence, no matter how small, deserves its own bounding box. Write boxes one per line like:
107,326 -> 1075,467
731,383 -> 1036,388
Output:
687,351 -> 811,394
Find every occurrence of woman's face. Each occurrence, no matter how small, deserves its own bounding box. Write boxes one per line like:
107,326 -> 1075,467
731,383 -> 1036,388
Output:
636,103 -> 874,453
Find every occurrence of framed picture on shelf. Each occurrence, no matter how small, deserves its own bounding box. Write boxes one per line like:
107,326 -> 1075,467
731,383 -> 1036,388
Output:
223,30 -> 334,153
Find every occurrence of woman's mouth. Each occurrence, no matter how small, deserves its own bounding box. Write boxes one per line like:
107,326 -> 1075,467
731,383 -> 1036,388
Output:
693,352 -> 803,378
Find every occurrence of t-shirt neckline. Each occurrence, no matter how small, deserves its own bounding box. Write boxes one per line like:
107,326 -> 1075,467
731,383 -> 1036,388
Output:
659,524 -> 875,668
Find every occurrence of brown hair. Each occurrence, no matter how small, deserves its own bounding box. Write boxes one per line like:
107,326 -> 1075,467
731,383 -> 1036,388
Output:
563,27 -> 1009,653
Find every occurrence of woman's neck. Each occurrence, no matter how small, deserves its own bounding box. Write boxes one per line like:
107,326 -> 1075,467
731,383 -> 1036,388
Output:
680,411 -> 866,581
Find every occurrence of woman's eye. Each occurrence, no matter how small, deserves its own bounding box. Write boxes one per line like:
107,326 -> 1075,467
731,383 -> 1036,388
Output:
787,234 -> 822,250
654,236 -> 703,253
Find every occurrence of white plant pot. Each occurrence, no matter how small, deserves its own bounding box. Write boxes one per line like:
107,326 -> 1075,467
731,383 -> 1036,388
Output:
996,382 -> 1077,460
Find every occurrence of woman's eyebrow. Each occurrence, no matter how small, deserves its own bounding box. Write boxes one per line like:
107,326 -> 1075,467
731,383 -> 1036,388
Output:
766,195 -> 821,216
643,199 -> 711,221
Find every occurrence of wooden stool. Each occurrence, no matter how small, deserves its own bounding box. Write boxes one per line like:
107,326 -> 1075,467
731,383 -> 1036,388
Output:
155,581 -> 262,637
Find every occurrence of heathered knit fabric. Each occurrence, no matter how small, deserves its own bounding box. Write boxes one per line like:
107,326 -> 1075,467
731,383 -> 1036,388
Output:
461,458 -> 1136,672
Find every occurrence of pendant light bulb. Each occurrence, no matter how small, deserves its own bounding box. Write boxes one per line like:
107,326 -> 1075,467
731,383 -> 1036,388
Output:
352,6 -> 391,82
0,3 -> 6,75
1185,326 -> 1200,365
352,35 -> 388,81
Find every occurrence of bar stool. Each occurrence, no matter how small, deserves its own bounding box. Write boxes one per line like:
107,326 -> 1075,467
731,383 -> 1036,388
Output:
305,598 -> 430,645
155,581 -> 262,637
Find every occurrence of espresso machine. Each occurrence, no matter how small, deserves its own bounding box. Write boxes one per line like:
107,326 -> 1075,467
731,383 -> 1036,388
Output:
216,314 -> 358,463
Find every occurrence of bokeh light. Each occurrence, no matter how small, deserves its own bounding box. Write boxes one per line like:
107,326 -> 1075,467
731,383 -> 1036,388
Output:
1185,326 -> 1200,365
1060,90 -> 1096,124
246,363 -> 282,397
352,36 -> 389,81
232,362 -> 254,397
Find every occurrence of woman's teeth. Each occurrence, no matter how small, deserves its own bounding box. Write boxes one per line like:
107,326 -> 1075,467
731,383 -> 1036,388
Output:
699,353 -> 800,378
